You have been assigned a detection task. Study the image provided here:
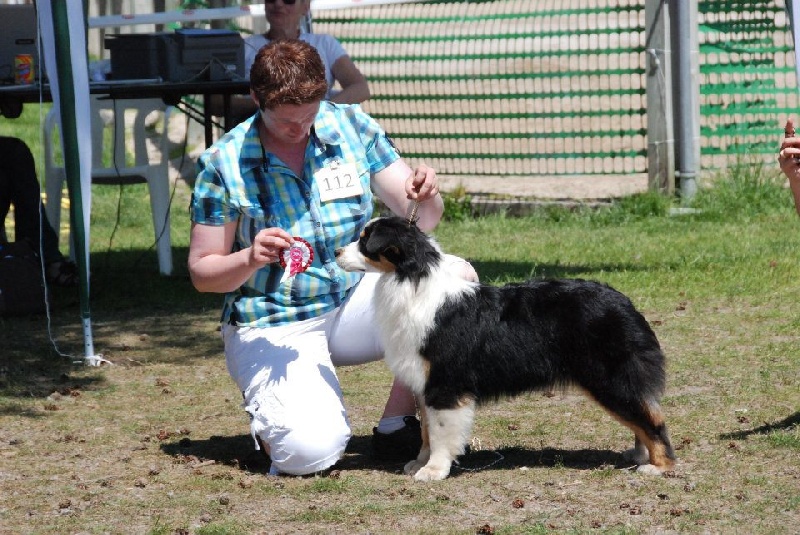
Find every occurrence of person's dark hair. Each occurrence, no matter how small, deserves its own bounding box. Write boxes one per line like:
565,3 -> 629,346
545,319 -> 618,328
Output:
250,39 -> 328,111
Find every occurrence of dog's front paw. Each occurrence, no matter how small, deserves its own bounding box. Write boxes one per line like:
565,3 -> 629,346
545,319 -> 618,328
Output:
635,463 -> 664,476
409,462 -> 451,482
404,459 -> 451,481
413,465 -> 450,481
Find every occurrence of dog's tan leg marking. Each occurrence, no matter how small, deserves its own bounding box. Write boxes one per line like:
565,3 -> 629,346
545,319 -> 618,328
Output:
639,402 -> 675,472
639,439 -> 675,474
617,406 -> 675,475
404,403 -> 431,476
419,403 -> 430,456
587,392 -> 675,475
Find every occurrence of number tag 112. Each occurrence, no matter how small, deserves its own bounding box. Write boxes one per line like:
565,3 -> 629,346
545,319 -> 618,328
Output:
315,162 -> 363,202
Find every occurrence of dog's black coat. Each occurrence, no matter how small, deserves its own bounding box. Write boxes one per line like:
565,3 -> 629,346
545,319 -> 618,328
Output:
422,278 -> 666,415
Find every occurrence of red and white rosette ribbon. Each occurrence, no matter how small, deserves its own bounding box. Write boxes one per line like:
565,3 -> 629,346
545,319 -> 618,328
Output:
279,237 -> 314,285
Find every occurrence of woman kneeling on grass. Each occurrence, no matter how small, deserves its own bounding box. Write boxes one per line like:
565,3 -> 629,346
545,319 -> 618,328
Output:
187,39 -> 478,476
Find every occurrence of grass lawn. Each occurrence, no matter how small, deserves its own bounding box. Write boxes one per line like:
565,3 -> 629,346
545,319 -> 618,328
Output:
1,107 -> 799,534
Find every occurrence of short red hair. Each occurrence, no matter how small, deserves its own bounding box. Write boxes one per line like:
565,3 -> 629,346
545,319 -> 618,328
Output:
250,39 -> 328,111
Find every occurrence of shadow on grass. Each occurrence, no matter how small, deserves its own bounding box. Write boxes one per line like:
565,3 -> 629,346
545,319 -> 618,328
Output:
471,260 -> 651,283
339,438 -> 625,477
0,247 -> 223,399
159,432 -> 626,478
160,433 -> 272,474
719,411 -> 800,440
344,436 -> 624,477
453,445 -> 625,473
158,434 -> 408,476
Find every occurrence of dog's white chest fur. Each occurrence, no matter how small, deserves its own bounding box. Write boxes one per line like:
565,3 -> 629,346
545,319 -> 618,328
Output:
373,269 -> 470,395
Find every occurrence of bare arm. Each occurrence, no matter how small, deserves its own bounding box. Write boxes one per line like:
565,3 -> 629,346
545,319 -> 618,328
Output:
329,55 -> 371,105
779,118 -> 800,217
188,222 -> 293,293
372,160 -> 444,231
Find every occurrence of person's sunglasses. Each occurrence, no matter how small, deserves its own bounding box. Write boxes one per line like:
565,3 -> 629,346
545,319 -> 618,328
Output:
265,0 -> 298,4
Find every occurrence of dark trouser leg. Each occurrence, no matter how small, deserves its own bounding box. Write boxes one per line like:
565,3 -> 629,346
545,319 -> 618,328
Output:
0,136 -> 64,264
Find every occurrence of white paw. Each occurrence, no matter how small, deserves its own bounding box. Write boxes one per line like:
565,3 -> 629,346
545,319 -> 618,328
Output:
412,464 -> 451,482
635,463 -> 663,476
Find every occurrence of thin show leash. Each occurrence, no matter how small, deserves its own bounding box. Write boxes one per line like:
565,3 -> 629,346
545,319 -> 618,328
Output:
452,438 -> 506,473
406,198 -> 420,225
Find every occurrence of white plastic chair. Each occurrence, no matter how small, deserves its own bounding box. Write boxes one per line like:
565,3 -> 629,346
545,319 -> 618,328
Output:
43,96 -> 174,275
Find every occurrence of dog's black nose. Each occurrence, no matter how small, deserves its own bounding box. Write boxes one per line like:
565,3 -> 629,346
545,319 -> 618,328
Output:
334,248 -> 342,257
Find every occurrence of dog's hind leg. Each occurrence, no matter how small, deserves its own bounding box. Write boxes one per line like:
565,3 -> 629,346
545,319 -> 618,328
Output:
405,401 -> 475,481
612,399 -> 676,474
622,436 -> 650,466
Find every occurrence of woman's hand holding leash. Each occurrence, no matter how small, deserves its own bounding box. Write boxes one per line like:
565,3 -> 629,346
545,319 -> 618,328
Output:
405,164 -> 439,225
406,164 -> 439,203
779,119 -> 800,175
779,118 -> 800,216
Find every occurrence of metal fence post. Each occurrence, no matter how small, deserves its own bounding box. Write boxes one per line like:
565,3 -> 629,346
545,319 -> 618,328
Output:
671,0 -> 700,202
645,0 -> 675,195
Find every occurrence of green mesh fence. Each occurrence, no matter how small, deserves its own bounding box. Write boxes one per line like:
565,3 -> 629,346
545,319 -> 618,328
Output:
314,0 -> 647,179
312,0 -> 799,183
699,0 -> 799,169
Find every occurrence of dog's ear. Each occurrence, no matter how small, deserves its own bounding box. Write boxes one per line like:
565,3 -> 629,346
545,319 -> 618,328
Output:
362,219 -> 410,266
364,227 -> 401,257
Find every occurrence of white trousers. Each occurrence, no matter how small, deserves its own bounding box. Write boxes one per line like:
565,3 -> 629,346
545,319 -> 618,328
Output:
222,256 -> 478,475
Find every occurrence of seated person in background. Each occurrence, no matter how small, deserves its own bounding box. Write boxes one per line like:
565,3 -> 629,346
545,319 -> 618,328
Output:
220,0 -> 370,123
188,40 -> 478,476
0,136 -> 77,287
778,118 -> 800,216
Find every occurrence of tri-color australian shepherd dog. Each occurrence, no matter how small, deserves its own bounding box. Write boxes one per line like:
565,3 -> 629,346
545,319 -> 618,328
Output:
335,216 -> 676,481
